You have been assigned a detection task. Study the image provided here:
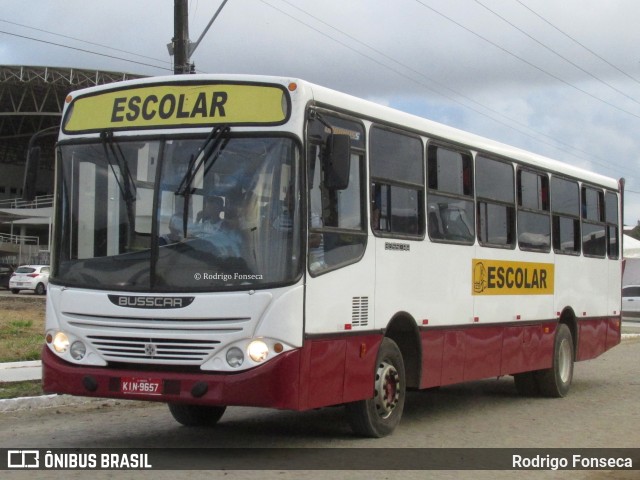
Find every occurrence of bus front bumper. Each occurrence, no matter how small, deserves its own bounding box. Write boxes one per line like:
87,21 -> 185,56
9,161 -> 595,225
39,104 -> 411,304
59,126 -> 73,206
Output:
42,346 -> 302,410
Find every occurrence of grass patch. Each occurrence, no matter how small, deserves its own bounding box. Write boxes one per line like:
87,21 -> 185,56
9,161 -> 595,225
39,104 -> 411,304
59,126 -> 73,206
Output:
0,380 -> 43,399
0,297 -> 45,362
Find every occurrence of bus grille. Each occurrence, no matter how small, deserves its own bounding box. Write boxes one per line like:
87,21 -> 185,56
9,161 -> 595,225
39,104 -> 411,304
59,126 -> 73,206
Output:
86,335 -> 220,363
64,312 -> 250,364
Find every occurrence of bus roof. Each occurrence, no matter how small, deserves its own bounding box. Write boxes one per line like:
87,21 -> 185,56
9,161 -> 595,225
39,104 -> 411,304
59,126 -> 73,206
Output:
304,80 -> 619,191
61,74 -> 619,191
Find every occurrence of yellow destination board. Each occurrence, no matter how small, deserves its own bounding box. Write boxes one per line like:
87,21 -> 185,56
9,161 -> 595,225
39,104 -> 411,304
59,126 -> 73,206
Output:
63,83 -> 289,133
472,259 -> 554,296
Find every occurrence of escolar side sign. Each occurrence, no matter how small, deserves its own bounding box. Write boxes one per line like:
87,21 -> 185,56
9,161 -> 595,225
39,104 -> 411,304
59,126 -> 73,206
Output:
62,83 -> 290,133
472,259 -> 554,295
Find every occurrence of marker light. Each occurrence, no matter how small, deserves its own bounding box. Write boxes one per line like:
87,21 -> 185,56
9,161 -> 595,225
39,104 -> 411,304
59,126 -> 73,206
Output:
53,332 -> 70,354
226,347 -> 244,368
248,340 -> 269,363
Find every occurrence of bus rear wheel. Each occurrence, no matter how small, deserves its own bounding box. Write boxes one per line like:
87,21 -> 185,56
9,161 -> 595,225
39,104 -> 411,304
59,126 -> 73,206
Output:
168,403 -> 226,427
345,337 -> 406,438
536,323 -> 574,397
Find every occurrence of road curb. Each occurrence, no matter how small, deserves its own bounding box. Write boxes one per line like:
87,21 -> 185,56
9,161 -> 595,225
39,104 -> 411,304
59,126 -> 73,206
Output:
0,394 -> 124,413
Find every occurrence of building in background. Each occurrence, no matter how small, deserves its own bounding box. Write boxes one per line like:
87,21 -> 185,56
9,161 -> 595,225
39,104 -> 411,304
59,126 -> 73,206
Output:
0,66 -> 144,265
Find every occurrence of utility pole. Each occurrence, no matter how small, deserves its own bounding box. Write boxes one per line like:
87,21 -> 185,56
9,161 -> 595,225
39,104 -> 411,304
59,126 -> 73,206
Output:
169,0 -> 230,74
173,0 -> 191,74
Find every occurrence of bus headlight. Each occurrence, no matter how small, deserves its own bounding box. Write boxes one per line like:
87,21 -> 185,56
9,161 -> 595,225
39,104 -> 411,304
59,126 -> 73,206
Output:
70,341 -> 87,360
248,340 -> 269,363
226,347 -> 244,368
52,332 -> 70,354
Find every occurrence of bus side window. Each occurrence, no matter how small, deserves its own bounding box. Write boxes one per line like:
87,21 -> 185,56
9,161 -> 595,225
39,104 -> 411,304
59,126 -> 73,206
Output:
369,126 -> 424,238
605,191 -> 619,259
306,115 -> 367,275
476,155 -> 515,248
581,186 -> 606,258
517,169 -> 550,252
427,145 -> 475,244
551,176 -> 580,255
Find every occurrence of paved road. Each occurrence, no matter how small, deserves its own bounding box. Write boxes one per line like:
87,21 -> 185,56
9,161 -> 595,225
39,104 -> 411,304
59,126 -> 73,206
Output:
2,337 -> 639,480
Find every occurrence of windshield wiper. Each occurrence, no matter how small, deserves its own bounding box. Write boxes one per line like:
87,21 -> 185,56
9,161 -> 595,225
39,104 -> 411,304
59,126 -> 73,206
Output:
100,131 -> 137,203
175,125 -> 230,197
174,125 -> 230,237
101,131 -> 137,239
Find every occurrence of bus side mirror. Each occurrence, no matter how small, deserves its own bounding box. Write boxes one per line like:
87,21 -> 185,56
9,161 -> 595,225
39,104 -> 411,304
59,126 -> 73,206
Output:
323,134 -> 351,190
22,146 -> 41,201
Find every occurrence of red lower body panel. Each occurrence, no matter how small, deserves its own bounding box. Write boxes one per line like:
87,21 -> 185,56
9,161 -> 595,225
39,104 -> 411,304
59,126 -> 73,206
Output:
419,316 -> 620,390
419,323 -> 555,388
577,317 -> 621,361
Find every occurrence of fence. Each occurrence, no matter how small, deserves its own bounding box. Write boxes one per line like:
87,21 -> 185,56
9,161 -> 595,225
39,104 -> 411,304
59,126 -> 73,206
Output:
0,233 -> 47,266
0,194 -> 53,210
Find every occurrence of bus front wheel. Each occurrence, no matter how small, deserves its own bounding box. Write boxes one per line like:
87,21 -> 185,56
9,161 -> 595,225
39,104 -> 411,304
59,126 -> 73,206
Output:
345,337 -> 406,438
168,403 -> 226,427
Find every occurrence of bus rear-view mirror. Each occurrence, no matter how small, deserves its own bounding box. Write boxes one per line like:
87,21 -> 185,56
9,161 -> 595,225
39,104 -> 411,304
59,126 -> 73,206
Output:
323,134 -> 351,190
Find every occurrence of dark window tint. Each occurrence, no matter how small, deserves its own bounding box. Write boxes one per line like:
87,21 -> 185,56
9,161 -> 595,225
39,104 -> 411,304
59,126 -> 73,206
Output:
476,156 -> 514,248
370,127 -> 423,185
582,186 -> 606,257
517,169 -> 550,251
370,127 -> 424,237
606,191 -> 619,259
427,145 -> 474,244
551,177 -> 580,254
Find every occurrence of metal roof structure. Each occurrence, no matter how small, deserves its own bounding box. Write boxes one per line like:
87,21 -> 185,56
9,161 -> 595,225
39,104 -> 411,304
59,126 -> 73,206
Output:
0,66 -> 146,263
0,65 -> 145,167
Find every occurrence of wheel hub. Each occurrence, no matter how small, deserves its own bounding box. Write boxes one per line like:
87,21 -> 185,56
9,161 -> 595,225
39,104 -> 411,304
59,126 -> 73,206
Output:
374,361 -> 400,419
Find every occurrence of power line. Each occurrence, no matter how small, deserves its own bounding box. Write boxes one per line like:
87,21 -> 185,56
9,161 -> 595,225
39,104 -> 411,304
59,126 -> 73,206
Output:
514,0 -> 640,86
411,0 -> 640,121
473,0 -> 640,108
0,30 -> 172,72
0,18 -> 168,65
261,0 -> 631,179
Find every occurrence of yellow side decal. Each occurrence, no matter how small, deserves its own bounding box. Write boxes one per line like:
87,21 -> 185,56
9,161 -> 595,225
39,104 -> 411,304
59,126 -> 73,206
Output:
63,83 -> 288,133
472,259 -> 554,296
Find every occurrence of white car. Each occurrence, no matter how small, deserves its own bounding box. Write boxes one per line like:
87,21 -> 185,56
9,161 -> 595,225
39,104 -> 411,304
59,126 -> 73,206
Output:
9,265 -> 50,295
622,285 -> 640,321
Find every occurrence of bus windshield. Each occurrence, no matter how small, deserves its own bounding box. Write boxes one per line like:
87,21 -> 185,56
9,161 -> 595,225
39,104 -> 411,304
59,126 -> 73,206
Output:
54,135 -> 301,292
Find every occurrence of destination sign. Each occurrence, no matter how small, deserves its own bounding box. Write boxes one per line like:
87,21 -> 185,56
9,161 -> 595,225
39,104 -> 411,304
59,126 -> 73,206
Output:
472,259 -> 554,296
63,83 -> 290,133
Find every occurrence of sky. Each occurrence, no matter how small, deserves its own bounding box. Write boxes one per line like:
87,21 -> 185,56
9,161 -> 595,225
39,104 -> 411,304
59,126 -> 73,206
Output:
2,0 -> 640,224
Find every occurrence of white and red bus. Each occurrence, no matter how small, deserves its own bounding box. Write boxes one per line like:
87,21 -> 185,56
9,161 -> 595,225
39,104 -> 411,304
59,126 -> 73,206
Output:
42,75 -> 623,437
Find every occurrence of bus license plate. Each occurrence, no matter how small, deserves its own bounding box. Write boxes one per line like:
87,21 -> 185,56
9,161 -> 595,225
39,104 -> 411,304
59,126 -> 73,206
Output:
121,377 -> 162,395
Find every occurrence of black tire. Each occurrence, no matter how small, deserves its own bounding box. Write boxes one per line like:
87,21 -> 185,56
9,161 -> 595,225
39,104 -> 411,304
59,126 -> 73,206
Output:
514,371 -> 540,396
11,289 -> 19,295
345,337 -> 406,438
35,283 -> 46,295
168,403 -> 226,427
536,323 -> 574,398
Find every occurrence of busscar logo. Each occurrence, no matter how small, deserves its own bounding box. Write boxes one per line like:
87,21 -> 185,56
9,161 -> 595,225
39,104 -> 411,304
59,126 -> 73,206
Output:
108,295 -> 194,309
8,450 -> 39,468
